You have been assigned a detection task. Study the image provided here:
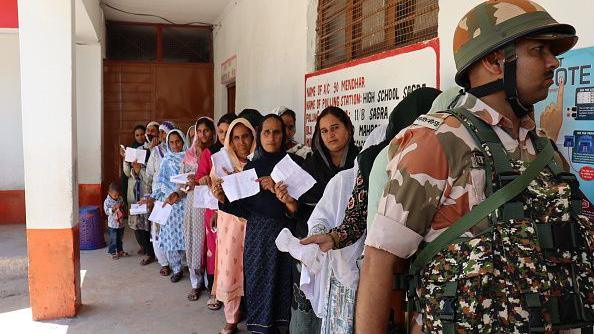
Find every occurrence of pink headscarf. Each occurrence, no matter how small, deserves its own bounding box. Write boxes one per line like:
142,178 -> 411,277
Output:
182,116 -> 215,169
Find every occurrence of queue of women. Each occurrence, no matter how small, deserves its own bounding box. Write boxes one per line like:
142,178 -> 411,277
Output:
118,87 -> 445,334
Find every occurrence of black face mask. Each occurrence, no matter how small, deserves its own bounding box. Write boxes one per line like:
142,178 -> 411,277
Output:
145,134 -> 155,142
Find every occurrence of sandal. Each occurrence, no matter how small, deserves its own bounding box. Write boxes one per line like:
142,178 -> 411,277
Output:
140,256 -> 155,266
117,251 -> 129,257
160,266 -> 172,276
207,295 -> 222,310
187,288 -> 202,301
219,323 -> 238,334
111,254 -> 119,260
170,271 -> 183,283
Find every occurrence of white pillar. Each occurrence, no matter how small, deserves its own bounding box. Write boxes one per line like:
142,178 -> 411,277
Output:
76,43 -> 103,207
18,0 -> 80,320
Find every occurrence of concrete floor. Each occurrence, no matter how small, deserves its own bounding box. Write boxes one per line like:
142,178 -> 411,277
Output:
0,224 -> 250,334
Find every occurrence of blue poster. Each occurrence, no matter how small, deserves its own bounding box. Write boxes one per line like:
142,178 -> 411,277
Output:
534,46 -> 594,213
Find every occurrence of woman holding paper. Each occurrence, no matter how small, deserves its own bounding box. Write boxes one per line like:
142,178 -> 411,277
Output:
123,159 -> 155,265
145,121 -> 176,276
208,117 -> 256,334
289,106 -> 359,334
300,87 -> 444,333
119,125 -> 147,206
193,113 -> 237,311
166,117 -> 216,299
212,114 -> 296,334
150,129 -> 188,283
121,125 -> 154,260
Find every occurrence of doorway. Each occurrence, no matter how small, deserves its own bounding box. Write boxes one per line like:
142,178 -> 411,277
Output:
227,83 -> 236,114
102,61 -> 214,196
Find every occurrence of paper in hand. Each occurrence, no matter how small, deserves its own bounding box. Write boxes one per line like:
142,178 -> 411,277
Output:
270,155 -> 316,200
129,203 -> 148,215
148,201 -> 173,225
221,168 -> 260,202
125,147 -> 147,164
192,185 -> 219,210
211,149 -> 234,177
170,173 -> 192,185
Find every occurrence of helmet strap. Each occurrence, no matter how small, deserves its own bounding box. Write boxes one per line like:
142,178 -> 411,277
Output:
502,43 -> 533,118
467,79 -> 504,98
466,44 -> 533,118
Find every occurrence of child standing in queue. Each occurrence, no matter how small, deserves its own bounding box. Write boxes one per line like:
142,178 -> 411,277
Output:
104,182 -> 129,260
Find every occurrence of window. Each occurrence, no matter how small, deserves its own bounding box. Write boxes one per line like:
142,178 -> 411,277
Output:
162,26 -> 212,63
106,22 -> 212,63
316,0 -> 438,69
106,23 -> 157,61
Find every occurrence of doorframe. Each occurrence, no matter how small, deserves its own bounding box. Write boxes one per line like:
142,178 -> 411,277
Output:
226,82 -> 236,115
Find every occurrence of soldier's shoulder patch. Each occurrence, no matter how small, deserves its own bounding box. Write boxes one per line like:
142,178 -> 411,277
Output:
413,114 -> 445,130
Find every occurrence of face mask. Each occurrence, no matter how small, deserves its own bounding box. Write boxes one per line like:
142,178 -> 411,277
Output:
146,134 -> 155,142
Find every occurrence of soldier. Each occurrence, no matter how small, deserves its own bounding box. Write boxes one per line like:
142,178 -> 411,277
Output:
356,1 -> 593,333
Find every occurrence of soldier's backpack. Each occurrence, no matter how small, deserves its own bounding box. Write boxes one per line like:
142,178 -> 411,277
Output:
407,107 -> 594,333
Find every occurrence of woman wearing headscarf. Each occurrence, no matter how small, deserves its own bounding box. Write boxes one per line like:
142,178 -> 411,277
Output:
147,121 -> 176,190
149,128 -> 187,282
186,124 -> 196,147
212,114 -> 295,334
122,124 -> 156,263
128,121 -> 160,265
194,113 -> 237,311
300,87 -> 442,333
211,118 -> 256,334
290,106 -> 360,334
146,121 -> 176,276
166,117 -> 216,299
120,125 -> 147,251
146,121 -> 161,150
301,87 -> 443,252
120,124 -> 147,205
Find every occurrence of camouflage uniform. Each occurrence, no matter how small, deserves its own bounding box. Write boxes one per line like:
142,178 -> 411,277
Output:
365,1 -> 594,331
366,92 -> 545,261
365,93 -> 594,332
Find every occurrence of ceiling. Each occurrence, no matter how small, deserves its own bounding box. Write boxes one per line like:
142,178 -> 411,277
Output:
100,0 -> 232,25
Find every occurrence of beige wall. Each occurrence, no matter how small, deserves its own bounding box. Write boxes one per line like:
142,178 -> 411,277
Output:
1,0 -> 103,190
0,31 -> 23,189
213,0 -> 594,145
213,0 -> 316,142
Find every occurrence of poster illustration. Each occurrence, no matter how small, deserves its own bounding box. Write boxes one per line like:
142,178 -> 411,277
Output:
534,46 -> 594,217
304,38 -> 439,147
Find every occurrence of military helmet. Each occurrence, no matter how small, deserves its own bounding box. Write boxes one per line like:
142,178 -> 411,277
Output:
453,0 -> 578,87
